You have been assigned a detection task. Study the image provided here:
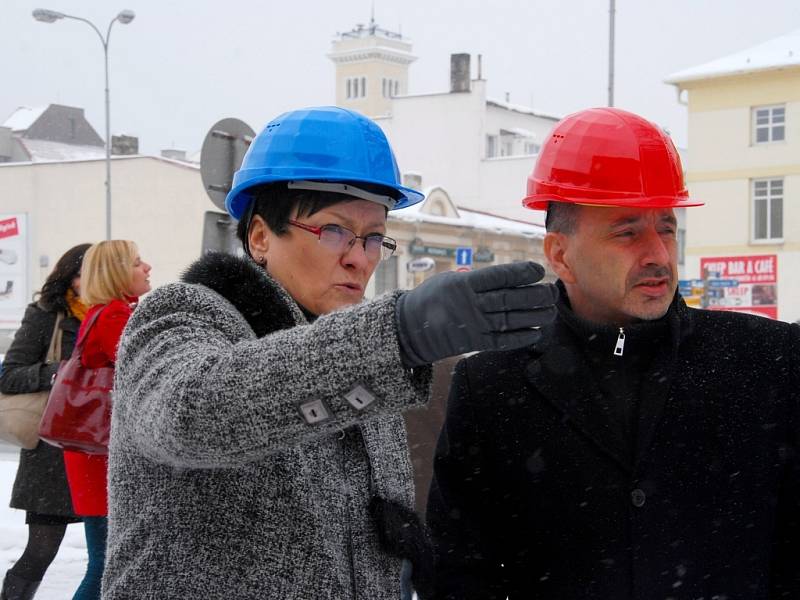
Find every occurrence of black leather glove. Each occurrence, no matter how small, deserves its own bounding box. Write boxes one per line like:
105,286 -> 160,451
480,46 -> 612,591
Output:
395,261 -> 558,367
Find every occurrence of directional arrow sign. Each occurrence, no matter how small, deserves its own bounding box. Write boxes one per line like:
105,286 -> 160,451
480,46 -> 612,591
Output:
455,247 -> 473,267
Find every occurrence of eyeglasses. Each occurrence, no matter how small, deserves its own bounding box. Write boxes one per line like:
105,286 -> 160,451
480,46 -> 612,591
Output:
288,220 -> 397,262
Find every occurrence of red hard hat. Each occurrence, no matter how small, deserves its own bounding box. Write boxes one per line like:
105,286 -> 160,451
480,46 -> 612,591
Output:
522,107 -> 702,210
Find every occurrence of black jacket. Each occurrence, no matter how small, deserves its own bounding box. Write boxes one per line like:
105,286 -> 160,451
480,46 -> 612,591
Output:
427,296 -> 800,600
1,302 -> 79,517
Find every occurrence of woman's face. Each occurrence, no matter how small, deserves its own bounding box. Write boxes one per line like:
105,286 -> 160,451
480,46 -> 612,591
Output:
70,275 -> 81,296
128,255 -> 152,297
261,199 -> 388,316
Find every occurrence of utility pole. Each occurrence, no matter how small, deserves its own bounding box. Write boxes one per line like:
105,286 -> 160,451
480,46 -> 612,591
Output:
608,0 -> 616,107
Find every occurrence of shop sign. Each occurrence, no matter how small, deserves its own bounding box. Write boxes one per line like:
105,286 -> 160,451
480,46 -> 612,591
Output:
409,242 -> 454,258
699,255 -> 778,319
407,257 -> 436,273
474,247 -> 495,263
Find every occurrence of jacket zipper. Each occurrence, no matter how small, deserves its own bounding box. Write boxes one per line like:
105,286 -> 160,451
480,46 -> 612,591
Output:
613,327 -> 625,356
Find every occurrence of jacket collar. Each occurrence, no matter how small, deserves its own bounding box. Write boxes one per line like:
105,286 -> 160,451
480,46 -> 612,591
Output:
181,252 -> 304,338
525,282 -> 695,472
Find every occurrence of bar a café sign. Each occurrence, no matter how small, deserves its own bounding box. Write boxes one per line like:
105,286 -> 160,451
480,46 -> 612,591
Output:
700,254 -> 778,320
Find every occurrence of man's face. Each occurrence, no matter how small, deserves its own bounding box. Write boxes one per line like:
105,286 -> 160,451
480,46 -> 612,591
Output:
545,205 -> 678,325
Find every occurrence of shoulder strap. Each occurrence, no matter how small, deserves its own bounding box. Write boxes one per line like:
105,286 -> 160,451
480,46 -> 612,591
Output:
74,305 -> 107,351
46,312 -> 64,363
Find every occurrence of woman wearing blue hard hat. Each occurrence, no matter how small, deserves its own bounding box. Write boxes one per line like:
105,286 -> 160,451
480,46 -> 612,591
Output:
101,106 -> 558,600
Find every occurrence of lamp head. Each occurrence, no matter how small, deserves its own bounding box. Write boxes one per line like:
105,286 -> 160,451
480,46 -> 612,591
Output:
32,8 -> 65,23
117,9 -> 135,24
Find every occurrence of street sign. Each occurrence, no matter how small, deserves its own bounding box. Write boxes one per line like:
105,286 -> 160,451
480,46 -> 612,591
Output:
474,247 -> 495,263
455,247 -> 473,267
707,279 -> 740,288
409,243 -> 452,257
406,257 -> 436,273
200,118 -> 256,211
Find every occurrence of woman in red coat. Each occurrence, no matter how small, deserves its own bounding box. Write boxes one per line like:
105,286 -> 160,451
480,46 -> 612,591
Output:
64,240 -> 151,600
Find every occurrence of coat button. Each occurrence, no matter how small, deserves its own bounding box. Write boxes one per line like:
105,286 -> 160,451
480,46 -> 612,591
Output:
630,488 -> 646,508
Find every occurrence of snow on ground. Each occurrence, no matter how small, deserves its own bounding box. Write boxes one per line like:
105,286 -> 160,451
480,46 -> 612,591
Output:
0,447 -> 87,599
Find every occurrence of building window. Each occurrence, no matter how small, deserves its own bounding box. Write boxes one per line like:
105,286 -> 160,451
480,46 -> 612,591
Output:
524,141 -> 540,155
486,135 -> 497,158
381,78 -> 399,98
752,178 -> 783,241
346,78 -> 368,99
752,105 -> 785,144
374,255 -> 398,294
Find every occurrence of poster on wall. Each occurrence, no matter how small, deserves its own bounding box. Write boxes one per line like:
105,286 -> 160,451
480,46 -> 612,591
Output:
699,254 -> 777,320
0,214 -> 28,329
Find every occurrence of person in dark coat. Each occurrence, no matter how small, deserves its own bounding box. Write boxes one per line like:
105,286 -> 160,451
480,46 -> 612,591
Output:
1,243 -> 91,600
427,107 -> 800,600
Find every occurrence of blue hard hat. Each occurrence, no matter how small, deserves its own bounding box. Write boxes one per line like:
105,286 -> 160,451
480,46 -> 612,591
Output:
225,106 -> 425,220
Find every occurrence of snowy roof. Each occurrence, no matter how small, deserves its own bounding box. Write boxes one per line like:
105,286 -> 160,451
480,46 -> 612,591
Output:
392,192 -> 545,238
665,28 -> 800,84
2,106 -> 48,132
500,127 -> 536,138
17,139 -> 106,162
486,99 -> 560,121
0,152 -> 202,172
379,89 -> 560,122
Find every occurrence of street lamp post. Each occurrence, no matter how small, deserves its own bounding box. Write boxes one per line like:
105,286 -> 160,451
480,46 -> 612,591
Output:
33,8 -> 135,240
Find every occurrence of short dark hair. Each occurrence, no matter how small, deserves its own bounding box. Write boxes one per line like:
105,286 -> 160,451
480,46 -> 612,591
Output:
36,243 -> 92,312
545,202 -> 581,234
235,182 -> 390,255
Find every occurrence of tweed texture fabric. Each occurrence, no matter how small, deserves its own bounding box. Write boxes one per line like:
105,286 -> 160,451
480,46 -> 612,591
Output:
102,252 -> 432,599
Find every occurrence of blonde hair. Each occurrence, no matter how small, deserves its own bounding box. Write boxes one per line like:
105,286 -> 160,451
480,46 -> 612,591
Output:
80,240 -> 139,306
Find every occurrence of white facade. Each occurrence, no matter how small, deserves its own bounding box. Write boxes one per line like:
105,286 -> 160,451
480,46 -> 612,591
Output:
329,27 -> 559,226
377,83 -> 558,226
0,156 -> 211,326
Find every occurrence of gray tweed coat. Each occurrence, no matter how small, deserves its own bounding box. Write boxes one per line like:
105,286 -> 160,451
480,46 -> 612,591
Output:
101,253 -> 432,600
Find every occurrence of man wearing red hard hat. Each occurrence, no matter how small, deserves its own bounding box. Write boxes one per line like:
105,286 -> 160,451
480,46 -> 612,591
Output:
427,107 -> 800,599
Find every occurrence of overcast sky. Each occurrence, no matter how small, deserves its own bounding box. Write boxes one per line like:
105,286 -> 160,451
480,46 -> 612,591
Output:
3,0 -> 799,157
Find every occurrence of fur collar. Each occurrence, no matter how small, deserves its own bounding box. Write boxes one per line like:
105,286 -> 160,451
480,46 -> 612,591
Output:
181,252 -> 298,338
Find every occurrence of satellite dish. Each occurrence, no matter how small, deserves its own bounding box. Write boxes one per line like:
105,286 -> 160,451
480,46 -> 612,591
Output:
200,118 -> 256,211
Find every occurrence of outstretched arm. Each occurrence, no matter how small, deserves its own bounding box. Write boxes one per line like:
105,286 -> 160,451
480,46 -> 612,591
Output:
113,283 -> 431,468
